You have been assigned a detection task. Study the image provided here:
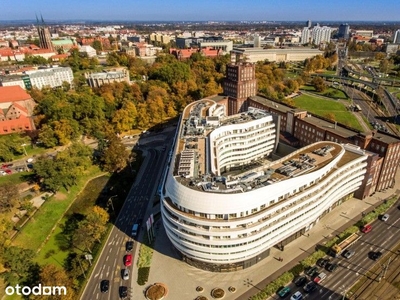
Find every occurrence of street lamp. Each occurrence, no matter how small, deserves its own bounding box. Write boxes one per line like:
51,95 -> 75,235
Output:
108,195 -> 118,213
21,144 -> 28,156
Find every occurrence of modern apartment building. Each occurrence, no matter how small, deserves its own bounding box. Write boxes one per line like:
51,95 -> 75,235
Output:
393,29 -> 400,44
161,98 -> 368,271
301,25 -> 332,45
25,67 -> 73,90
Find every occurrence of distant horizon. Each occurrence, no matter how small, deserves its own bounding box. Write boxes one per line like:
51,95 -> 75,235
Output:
2,19 -> 400,25
1,0 -> 400,23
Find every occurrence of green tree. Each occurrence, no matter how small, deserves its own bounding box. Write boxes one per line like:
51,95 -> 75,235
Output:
2,246 -> 36,285
33,157 -> 78,192
72,222 -> 95,253
100,135 -> 129,173
91,40 -> 103,53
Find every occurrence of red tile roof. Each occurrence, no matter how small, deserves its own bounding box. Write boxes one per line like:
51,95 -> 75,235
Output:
0,86 -> 32,103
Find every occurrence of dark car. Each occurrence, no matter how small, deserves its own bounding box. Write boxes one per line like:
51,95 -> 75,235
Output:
305,266 -> 318,277
369,251 -> 383,261
126,240 -> 134,252
277,286 -> 291,298
316,258 -> 329,268
303,281 -> 317,293
325,262 -> 338,272
294,275 -> 307,287
119,286 -> 128,298
100,280 -> 109,293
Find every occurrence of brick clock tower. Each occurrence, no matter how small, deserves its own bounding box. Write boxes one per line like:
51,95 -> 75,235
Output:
223,53 -> 257,115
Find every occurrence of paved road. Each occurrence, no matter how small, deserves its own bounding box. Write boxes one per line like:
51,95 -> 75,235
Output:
267,198 -> 400,300
80,140 -> 169,300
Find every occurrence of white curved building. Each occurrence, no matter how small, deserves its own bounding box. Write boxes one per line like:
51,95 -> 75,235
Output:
161,99 -> 368,272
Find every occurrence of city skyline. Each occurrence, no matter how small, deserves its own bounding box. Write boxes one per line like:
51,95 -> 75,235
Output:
1,0 -> 400,22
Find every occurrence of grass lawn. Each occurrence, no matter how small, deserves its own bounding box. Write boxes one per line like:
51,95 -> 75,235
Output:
300,85 -> 348,100
0,172 -> 30,185
35,175 -> 111,266
12,166 -> 104,253
293,94 -> 364,131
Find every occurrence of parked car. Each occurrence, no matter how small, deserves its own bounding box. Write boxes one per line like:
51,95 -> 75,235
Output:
317,258 -> 329,268
313,272 -> 327,284
0,170 -> 6,176
342,249 -> 356,259
326,262 -> 338,272
119,286 -> 128,298
100,280 -> 109,293
369,251 -> 383,261
124,254 -> 132,267
294,275 -> 307,287
4,169 -> 12,174
305,266 -> 318,277
303,281 -> 317,293
126,241 -> 134,252
361,224 -> 372,233
278,286 -> 291,298
122,268 -> 129,280
290,291 -> 304,300
381,214 -> 389,222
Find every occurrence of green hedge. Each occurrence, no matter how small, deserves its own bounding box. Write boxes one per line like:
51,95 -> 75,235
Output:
137,267 -> 150,286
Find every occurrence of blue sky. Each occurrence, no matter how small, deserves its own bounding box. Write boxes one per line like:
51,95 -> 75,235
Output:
1,0 -> 400,21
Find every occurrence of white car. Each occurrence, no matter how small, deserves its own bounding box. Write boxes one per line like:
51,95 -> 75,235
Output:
290,291 -> 304,300
122,269 -> 129,280
0,170 -> 6,176
314,272 -> 327,284
382,214 -> 389,222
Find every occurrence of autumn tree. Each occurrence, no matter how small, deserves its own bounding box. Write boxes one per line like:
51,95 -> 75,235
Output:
33,264 -> 76,300
0,183 -> 19,213
311,77 -> 327,92
84,206 -> 109,242
325,113 -> 336,122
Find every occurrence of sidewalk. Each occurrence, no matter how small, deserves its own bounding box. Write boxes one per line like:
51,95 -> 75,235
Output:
131,167 -> 400,300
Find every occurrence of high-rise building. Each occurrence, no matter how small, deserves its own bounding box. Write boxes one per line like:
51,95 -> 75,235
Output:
312,25 -> 332,44
338,23 -> 350,39
301,27 -> 311,44
36,15 -> 54,51
306,20 -> 312,28
223,54 -> 257,115
393,29 -> 400,44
